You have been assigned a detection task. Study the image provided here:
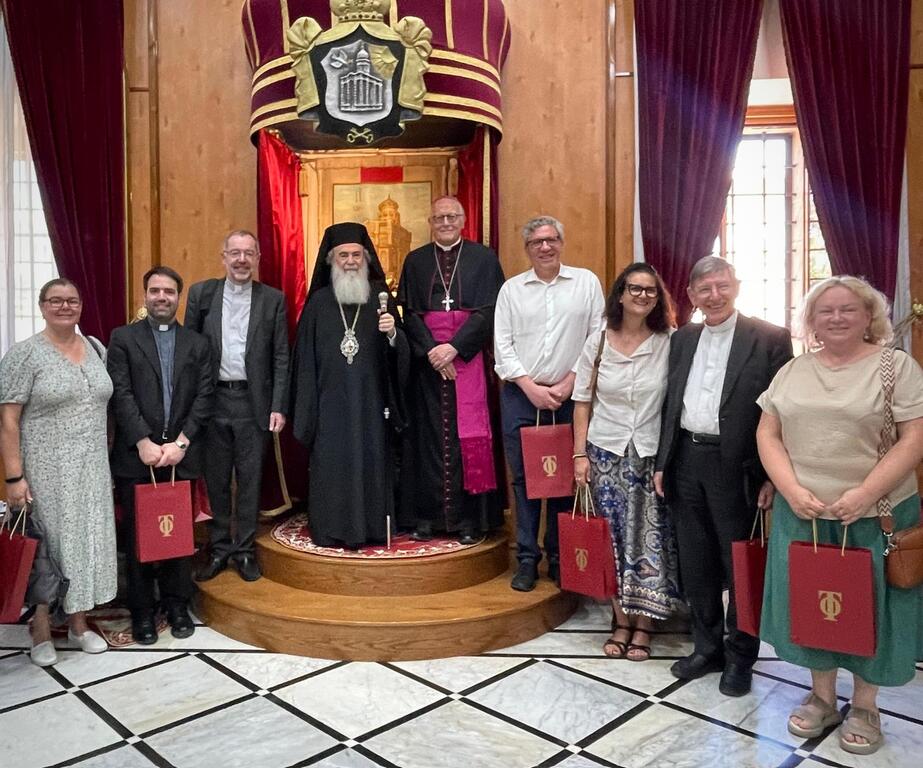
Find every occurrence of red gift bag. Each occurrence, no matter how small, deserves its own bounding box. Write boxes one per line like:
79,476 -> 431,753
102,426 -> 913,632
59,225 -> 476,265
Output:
134,468 -> 194,563
788,522 -> 876,657
732,508 -> 768,636
192,477 -> 213,523
557,486 -> 617,599
521,411 -> 574,499
0,506 -> 38,623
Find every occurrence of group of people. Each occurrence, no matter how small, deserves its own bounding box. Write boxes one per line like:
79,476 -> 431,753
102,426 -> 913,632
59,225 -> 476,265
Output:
2,196 -> 922,757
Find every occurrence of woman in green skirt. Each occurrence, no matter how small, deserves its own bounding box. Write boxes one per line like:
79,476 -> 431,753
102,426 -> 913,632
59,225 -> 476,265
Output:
756,275 -> 923,757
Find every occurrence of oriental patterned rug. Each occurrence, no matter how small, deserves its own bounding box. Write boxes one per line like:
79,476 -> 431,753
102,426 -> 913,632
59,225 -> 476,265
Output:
270,512 -> 485,559
50,608 -> 169,649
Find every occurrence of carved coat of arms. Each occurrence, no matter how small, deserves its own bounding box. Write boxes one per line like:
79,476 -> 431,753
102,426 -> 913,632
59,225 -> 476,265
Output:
288,0 -> 432,144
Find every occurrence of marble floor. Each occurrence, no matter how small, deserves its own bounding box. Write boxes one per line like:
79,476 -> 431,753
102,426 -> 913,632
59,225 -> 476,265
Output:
1,599 -> 920,768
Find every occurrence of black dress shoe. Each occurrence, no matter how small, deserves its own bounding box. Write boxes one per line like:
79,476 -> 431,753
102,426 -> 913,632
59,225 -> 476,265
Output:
131,616 -> 158,645
547,561 -> 560,586
511,561 -> 539,592
410,522 -> 434,542
670,652 -> 725,680
457,529 -> 479,545
194,555 -> 228,582
234,554 -> 262,582
166,605 -> 195,639
719,663 -> 753,697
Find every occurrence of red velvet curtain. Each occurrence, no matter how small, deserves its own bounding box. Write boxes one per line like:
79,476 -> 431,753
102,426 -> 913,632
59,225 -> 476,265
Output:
779,0 -> 909,302
257,130 -> 306,335
456,125 -> 500,253
635,0 -> 763,322
2,0 -> 126,342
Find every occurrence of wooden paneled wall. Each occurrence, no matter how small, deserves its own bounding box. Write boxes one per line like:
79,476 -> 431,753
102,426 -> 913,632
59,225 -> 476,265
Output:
125,0 -> 256,317
908,0 -> 923,365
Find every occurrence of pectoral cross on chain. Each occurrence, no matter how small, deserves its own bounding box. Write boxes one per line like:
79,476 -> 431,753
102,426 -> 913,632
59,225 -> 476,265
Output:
441,294 -> 455,312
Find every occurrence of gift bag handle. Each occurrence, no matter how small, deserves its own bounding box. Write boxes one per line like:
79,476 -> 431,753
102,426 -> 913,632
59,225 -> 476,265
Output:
535,409 -> 556,427
570,484 -> 596,522
749,506 -> 766,547
148,466 -> 177,488
2,501 -> 29,539
810,517 -> 850,555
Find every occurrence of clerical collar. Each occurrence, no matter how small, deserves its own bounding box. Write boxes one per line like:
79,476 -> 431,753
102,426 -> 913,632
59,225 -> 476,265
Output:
704,310 -> 738,335
146,315 -> 176,333
435,238 -> 462,252
225,279 -> 252,294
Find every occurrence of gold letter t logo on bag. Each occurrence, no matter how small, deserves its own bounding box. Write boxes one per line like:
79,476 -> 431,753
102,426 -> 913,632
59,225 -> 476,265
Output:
159,514 -> 175,537
575,547 -> 589,572
818,590 -> 842,622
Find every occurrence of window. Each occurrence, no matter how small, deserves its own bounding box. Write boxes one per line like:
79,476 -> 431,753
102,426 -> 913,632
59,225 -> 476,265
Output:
0,13 -> 56,355
712,115 -> 830,332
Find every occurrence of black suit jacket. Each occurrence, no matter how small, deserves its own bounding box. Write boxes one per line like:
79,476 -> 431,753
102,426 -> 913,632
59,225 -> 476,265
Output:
107,320 -> 214,479
655,313 -> 793,505
185,278 -> 290,427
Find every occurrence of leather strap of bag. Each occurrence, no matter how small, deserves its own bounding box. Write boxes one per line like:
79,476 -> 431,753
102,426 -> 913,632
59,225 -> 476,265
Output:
587,329 -> 606,421
876,347 -> 897,542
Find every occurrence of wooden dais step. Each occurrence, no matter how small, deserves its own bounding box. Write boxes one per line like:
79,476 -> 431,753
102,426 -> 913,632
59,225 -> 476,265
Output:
256,531 -> 510,596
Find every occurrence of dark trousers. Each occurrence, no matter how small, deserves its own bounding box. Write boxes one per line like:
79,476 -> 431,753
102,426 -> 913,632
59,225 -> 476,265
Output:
115,474 -> 194,620
204,387 -> 269,559
500,382 -> 574,566
670,434 -> 760,667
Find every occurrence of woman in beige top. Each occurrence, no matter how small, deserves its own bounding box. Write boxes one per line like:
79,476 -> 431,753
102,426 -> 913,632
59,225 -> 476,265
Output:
756,276 -> 923,756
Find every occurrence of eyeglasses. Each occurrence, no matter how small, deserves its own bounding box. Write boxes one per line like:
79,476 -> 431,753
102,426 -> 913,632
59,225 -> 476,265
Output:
224,249 -> 257,259
430,213 -> 463,224
526,237 -> 562,250
42,297 -> 82,308
626,283 -> 658,298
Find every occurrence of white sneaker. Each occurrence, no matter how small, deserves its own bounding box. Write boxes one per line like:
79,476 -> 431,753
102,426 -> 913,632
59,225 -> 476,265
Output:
30,640 -> 58,667
68,629 -> 108,654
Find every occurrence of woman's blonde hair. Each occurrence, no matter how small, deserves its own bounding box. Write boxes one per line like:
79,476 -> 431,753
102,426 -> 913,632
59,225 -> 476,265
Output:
798,275 -> 892,348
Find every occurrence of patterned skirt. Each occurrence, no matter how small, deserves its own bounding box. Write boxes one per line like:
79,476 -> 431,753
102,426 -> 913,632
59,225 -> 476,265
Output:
588,441 -> 682,620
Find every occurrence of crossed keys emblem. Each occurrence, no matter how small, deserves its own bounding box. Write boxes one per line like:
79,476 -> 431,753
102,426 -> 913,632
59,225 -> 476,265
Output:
158,514 -> 175,538
575,547 -> 589,572
818,590 -> 842,622
541,455 -> 558,478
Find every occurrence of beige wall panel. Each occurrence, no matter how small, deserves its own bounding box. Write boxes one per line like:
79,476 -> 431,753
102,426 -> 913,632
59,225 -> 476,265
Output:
127,91 -> 153,316
156,0 -> 257,302
497,0 -> 608,281
124,0 -> 149,89
908,0 -> 923,367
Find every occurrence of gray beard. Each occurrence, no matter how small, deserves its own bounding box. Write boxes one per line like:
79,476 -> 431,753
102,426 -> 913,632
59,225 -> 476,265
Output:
331,262 -> 371,305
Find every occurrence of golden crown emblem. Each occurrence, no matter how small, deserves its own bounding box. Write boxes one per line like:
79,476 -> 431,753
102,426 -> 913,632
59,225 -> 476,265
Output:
331,0 -> 388,22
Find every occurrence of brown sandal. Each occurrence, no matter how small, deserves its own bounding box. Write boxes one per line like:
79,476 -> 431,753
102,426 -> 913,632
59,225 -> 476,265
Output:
603,625 -> 632,659
787,692 -> 842,738
626,629 -> 651,662
839,707 -> 883,755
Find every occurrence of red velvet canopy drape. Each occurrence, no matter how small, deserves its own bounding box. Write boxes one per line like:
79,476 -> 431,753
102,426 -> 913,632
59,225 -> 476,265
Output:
1,0 -> 126,342
779,0 -> 909,302
635,0 -> 763,323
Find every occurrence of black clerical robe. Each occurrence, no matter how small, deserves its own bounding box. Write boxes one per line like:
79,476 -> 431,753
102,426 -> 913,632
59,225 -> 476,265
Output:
397,239 -> 506,534
291,286 -> 409,547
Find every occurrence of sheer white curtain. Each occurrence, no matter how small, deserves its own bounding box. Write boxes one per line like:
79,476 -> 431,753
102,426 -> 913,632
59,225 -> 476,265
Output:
0,13 -> 56,356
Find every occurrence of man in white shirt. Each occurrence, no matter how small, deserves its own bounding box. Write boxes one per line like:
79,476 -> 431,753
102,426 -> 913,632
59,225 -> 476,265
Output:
186,230 -> 290,582
654,256 -> 792,696
494,216 -> 605,590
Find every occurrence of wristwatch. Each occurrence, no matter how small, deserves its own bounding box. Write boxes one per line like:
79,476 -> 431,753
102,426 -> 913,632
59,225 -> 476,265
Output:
174,439 -> 188,451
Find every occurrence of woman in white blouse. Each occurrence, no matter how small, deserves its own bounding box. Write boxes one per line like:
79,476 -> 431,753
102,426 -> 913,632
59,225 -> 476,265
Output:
573,264 -> 682,660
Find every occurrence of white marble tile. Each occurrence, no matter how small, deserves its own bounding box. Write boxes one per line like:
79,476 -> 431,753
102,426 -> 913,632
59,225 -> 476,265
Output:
585,704 -> 793,768
364,700 -> 561,768
488,631 -> 610,656
148,625 -> 262,651
0,624 -> 31,648
555,657 -> 679,696
84,654 -> 251,734
555,756 -> 610,768
0,693 -> 122,767
309,749 -> 386,768
555,598 -> 613,630
664,671 -> 812,746
145,695 -> 338,768
54,650 -> 182,686
0,652 -> 66,708
392,656 -> 528,693
205,651 -> 336,690
273,662 -> 444,738
70,745 -> 158,768
468,660 -> 644,743
811,710 -> 923,768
